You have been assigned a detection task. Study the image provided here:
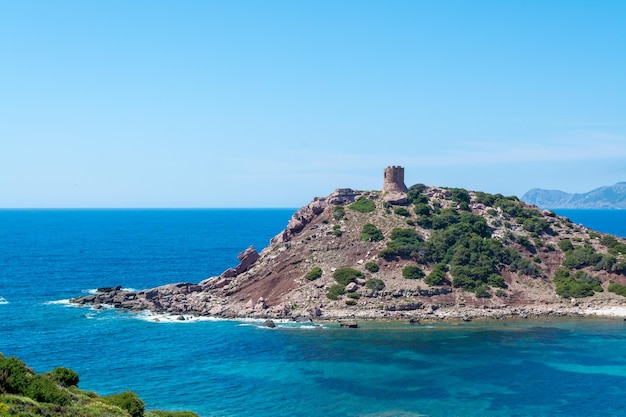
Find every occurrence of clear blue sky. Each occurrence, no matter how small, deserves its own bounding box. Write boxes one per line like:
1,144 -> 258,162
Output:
1,1 -> 625,208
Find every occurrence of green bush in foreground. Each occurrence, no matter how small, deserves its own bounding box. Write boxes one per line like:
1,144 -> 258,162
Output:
0,353 -> 199,417
26,374 -> 72,406
105,391 -> 145,417
48,366 -> 79,387
305,266 -> 323,281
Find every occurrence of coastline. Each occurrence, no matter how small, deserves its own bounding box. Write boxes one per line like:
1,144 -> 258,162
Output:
74,299 -> 626,326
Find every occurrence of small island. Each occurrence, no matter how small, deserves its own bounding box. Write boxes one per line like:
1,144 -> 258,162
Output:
72,167 -> 626,322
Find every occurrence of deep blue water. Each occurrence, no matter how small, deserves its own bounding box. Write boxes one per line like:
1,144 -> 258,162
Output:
2,208 -> 626,417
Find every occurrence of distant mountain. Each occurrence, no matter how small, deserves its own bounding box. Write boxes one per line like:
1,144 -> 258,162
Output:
522,182 -> 626,209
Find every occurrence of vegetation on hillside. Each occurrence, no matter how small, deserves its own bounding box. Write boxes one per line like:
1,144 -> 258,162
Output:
319,183 -> 626,305
0,353 -> 198,417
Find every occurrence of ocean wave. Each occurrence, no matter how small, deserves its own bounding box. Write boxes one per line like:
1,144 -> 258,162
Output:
43,299 -> 72,306
84,287 -> 138,295
133,311 -> 221,323
0,296 -> 8,305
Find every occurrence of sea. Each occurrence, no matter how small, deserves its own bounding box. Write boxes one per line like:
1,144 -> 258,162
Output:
1,208 -> 626,417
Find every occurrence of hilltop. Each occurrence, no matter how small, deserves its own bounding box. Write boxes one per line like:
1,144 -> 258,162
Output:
522,182 -> 626,209
72,168 -> 626,321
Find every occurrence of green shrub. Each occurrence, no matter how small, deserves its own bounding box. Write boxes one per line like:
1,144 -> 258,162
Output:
361,223 -> 384,242
407,184 -> 428,203
379,228 -> 424,260
349,196 -> 376,213
516,235 -> 535,252
333,205 -> 345,220
402,265 -> 425,279
0,355 -> 32,395
304,266 -> 323,281
333,225 -> 343,237
562,244 -> 602,269
25,375 -> 71,406
474,284 -> 491,298
333,267 -> 364,285
450,188 -> 471,205
558,239 -> 574,252
105,391 -> 145,417
414,203 -> 431,215
365,278 -> 385,291
364,261 -> 379,272
475,191 -> 496,206
553,269 -> 602,298
393,207 -> 411,217
608,282 -> 626,297
345,299 -> 357,306
48,367 -> 79,388
600,235 -> 626,256
327,284 -> 346,300
425,263 -> 447,286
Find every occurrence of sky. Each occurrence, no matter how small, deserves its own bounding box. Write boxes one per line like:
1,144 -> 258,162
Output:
1,1 -> 625,208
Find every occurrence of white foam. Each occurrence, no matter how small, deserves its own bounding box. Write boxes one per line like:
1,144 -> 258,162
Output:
133,311 -> 220,323
0,296 -> 8,305
43,299 -> 72,306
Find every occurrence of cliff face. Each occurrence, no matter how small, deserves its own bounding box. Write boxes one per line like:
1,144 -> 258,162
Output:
72,185 -> 626,321
522,182 -> 626,209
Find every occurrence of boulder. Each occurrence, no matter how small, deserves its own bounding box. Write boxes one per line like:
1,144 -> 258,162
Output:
235,246 -> 259,275
254,297 -> 267,310
262,319 -> 276,329
383,192 -> 408,205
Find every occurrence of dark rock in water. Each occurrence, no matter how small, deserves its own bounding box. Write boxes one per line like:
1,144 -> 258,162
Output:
339,321 -> 358,328
263,319 -> 276,328
97,285 -> 122,292
409,318 -> 419,324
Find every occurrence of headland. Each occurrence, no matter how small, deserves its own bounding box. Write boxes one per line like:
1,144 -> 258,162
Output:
71,167 -> 626,323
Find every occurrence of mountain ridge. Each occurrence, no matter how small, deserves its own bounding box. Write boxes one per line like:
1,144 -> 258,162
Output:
522,182 -> 626,209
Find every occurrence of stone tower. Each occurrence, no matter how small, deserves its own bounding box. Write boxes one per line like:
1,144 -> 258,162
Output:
382,166 -> 408,193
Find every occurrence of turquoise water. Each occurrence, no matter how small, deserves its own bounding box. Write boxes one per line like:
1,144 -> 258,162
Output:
1,209 -> 626,417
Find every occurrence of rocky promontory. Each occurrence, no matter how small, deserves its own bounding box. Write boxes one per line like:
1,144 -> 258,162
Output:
72,167 -> 626,321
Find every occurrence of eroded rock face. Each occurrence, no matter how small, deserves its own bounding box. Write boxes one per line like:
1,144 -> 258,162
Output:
328,188 -> 360,205
235,246 -> 259,274
274,198 -> 328,243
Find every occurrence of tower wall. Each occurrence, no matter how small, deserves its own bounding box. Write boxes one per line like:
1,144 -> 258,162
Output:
382,166 -> 408,193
